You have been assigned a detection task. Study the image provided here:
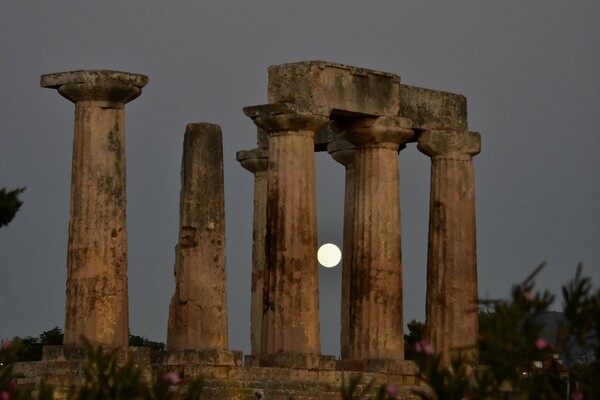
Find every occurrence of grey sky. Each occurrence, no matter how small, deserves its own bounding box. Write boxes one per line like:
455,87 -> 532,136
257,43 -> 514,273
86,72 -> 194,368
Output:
1,1 -> 598,357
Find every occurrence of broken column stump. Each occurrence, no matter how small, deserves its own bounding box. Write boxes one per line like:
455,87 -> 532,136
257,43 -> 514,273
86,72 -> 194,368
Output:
167,123 -> 229,351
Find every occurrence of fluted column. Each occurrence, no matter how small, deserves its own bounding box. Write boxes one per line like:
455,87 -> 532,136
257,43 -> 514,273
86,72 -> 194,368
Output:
167,123 -> 228,351
40,70 -> 148,346
417,130 -> 481,363
342,116 -> 414,360
327,140 -> 356,360
244,104 -> 329,356
236,148 -> 269,358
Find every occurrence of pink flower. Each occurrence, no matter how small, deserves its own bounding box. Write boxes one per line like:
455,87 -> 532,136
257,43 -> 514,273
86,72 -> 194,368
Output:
571,391 -> 583,400
1,340 -> 11,350
385,383 -> 398,397
415,339 -> 434,355
523,291 -> 533,301
162,371 -> 180,386
0,391 -> 9,400
535,338 -> 549,350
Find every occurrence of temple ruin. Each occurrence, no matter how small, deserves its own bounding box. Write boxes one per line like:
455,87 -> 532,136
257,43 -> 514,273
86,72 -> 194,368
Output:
13,61 -> 481,399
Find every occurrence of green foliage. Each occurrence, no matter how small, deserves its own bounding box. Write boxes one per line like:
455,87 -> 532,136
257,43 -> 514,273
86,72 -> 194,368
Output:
12,328 -> 166,362
404,320 -> 426,361
70,346 -> 203,400
12,327 -> 63,362
0,187 -> 25,228
340,374 -> 399,400
71,346 -> 145,400
3,341 -> 203,400
410,263 -> 599,400
128,334 -> 166,351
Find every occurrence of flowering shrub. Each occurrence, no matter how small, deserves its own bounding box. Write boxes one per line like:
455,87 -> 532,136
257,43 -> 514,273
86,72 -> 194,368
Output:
1,343 -> 202,400
411,264 -> 599,400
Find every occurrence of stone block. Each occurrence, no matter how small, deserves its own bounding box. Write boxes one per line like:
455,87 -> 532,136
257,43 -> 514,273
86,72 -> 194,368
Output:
41,345 -> 86,361
268,61 -> 401,117
399,84 -> 467,132
258,354 -> 337,370
158,349 -> 243,367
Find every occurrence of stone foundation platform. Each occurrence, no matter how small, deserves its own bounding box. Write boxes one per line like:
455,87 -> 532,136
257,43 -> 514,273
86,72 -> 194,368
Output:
11,346 -> 424,400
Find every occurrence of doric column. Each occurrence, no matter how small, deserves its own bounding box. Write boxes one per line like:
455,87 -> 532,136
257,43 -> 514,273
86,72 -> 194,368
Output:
326,139 -> 356,360
40,70 -> 148,346
236,147 -> 269,358
167,123 -> 228,351
417,130 -> 481,363
342,116 -> 414,360
244,103 -> 329,356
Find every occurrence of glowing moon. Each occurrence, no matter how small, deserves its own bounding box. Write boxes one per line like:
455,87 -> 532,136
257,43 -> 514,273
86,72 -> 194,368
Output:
317,243 -> 342,268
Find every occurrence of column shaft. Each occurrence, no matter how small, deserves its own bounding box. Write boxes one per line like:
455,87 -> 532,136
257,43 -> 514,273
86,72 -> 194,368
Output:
264,130 -> 320,354
352,143 -> 404,360
237,148 -> 269,358
418,130 -> 480,363
167,123 -> 228,350
342,116 -> 414,360
244,104 -> 329,356
41,70 -> 147,346
327,141 -> 356,360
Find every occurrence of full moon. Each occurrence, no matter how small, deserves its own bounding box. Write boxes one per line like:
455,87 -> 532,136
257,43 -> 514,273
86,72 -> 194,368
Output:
317,243 -> 342,268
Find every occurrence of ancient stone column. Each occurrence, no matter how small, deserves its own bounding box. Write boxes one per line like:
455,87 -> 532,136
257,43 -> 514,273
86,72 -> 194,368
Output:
236,147 -> 269,358
167,123 -> 228,351
326,139 -> 356,360
244,103 -> 328,356
40,70 -> 148,346
342,116 -> 414,360
417,130 -> 481,363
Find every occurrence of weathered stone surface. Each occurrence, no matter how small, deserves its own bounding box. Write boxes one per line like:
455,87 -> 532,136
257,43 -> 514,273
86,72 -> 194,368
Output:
341,116 -> 414,360
245,105 -> 329,358
268,61 -> 401,117
327,139 -> 356,360
41,70 -> 147,105
167,123 -> 228,351
399,84 -> 468,132
41,69 -> 147,346
158,349 -> 243,367
417,130 -> 481,363
236,148 -> 269,358
14,355 -> 424,400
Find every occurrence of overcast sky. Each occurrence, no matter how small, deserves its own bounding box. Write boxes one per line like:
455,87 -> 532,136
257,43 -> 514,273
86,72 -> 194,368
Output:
1,1 -> 598,357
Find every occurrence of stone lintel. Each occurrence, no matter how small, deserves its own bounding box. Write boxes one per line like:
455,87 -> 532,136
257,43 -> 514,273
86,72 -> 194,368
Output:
258,354 -> 337,370
399,84 -> 467,132
268,61 -> 401,117
40,70 -> 148,89
157,349 -> 243,367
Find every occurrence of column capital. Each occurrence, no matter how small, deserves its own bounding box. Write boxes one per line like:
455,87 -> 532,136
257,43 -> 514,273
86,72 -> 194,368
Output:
243,103 -> 329,133
41,70 -> 148,105
340,116 -> 414,147
237,148 -> 269,174
327,139 -> 356,167
417,130 -> 481,159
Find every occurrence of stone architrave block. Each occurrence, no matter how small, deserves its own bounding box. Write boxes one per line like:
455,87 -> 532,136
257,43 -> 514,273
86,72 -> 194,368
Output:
268,61 -> 401,117
399,84 -> 468,132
